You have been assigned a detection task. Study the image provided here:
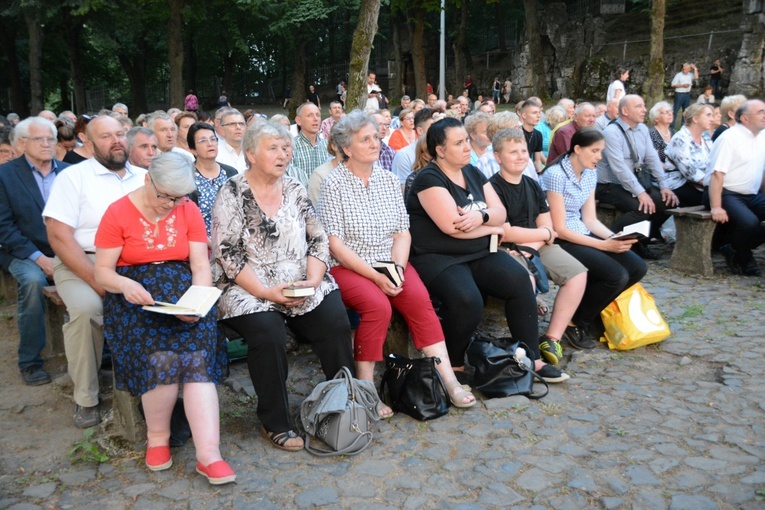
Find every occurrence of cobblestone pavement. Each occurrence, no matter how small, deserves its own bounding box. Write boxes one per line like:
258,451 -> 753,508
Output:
1,245 -> 763,510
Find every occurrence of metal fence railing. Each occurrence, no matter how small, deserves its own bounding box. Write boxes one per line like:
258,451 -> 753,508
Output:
603,29 -> 743,61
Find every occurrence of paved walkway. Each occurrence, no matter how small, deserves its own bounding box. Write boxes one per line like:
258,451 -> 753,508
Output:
1,245 -> 763,509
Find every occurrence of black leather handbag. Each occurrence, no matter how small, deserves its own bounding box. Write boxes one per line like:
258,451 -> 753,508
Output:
379,354 -> 450,421
466,336 -> 548,399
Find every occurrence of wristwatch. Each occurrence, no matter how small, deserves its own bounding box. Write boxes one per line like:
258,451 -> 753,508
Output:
480,209 -> 489,224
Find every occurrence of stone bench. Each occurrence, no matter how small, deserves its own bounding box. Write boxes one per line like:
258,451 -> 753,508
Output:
595,202 -> 620,229
41,286 -> 66,358
90,315 -> 147,443
666,206 -> 716,277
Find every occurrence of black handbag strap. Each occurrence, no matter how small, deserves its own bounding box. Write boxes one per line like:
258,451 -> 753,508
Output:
524,367 -> 550,399
611,120 -> 641,167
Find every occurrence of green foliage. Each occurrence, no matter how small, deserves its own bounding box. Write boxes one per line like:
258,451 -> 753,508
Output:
69,429 -> 110,464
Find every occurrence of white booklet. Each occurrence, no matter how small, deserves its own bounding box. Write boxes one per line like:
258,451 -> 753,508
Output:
142,285 -> 222,317
610,220 -> 650,241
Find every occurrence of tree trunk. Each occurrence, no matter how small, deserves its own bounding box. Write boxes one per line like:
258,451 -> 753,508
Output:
453,0 -> 471,94
496,2 -> 507,52
410,7 -> 427,100
62,8 -> 86,115
523,0 -> 547,99
289,39 -> 308,120
391,13 -> 404,99
222,53 -> 235,100
59,78 -> 71,111
185,32 -> 197,94
167,0 -> 185,108
642,0 -> 666,106
0,26 -> 27,117
118,51 -> 149,115
25,10 -> 44,114
347,0 -> 381,111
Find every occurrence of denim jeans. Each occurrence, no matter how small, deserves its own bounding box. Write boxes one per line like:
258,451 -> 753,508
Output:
8,258 -> 49,370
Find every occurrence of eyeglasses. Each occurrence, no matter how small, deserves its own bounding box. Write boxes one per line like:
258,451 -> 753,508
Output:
222,122 -> 246,128
195,137 -> 218,145
24,137 -> 57,146
150,177 -> 189,204
380,123 -> 391,128
403,116 -> 414,121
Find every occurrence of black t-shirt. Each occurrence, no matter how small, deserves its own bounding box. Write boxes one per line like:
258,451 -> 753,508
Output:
307,92 -> 320,107
523,127 -> 542,155
393,106 -> 403,117
489,173 -> 549,229
407,162 -> 493,283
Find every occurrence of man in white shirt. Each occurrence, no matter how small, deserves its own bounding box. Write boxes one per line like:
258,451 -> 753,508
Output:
671,63 -> 698,126
44,116 -> 146,428
365,73 -> 382,111
704,99 -> 765,276
215,110 -> 247,173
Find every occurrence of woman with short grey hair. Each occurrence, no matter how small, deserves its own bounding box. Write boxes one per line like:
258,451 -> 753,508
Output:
94,150 -> 235,485
648,101 -> 675,170
212,121 -> 355,452
319,110 -> 476,416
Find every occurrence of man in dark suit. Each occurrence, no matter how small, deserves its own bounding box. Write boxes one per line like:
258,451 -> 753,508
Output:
0,116 -> 69,385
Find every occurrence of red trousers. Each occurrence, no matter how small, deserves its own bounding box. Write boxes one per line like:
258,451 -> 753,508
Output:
330,265 -> 443,362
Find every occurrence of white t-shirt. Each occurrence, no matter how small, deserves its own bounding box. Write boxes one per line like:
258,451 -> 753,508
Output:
705,123 -> 765,194
606,80 -> 625,103
671,72 -> 694,93
366,83 -> 380,111
42,158 -> 147,252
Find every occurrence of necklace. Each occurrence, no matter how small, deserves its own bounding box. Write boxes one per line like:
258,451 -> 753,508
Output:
655,126 -> 671,141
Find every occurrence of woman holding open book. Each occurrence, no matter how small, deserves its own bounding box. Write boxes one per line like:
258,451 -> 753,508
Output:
211,121 -> 355,452
406,118 -> 566,383
318,111 -> 476,413
94,152 -> 234,485
541,128 -> 647,349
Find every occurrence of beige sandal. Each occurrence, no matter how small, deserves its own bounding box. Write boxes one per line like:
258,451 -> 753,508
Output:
447,381 -> 477,408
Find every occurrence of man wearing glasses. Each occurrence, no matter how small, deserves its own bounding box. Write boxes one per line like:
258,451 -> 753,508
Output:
215,110 -> 247,174
372,112 -> 395,173
43,116 -> 146,428
0,117 -> 69,387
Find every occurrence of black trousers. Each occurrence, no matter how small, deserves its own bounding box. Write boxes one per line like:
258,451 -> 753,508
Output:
426,252 -> 539,365
222,290 -> 354,433
557,239 -> 647,328
596,182 -> 669,238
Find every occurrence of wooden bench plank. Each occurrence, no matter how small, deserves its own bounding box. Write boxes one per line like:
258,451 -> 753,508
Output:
667,205 -> 712,220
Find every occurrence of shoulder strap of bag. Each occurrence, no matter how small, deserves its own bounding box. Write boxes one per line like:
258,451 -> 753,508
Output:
611,121 -> 641,166
520,176 -> 538,228
525,368 -> 550,399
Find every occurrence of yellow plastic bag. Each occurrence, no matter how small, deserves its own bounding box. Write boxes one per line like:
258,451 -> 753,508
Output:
600,283 -> 670,351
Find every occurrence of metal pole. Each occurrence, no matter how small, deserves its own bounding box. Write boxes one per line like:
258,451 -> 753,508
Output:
623,41 -> 627,62
708,31 -> 714,52
439,0 -> 446,100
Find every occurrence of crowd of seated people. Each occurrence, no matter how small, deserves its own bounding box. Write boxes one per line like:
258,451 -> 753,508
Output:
0,74 -> 762,484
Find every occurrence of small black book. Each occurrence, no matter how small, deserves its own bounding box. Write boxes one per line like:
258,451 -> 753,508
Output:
372,261 -> 403,287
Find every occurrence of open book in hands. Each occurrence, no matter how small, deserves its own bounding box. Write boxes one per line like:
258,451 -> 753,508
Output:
142,285 -> 222,317
610,220 -> 650,241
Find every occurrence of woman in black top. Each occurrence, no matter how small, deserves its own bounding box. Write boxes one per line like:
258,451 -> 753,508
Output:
406,118 -> 568,383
